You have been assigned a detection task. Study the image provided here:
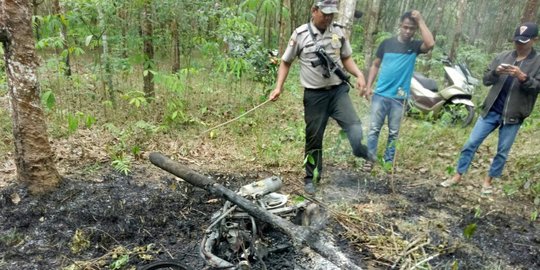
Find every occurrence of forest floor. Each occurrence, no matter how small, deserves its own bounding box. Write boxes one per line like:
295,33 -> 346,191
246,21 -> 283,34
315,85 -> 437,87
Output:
1,154 -> 539,270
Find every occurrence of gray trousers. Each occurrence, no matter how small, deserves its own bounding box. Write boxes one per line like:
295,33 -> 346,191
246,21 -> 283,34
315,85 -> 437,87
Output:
303,82 -> 369,183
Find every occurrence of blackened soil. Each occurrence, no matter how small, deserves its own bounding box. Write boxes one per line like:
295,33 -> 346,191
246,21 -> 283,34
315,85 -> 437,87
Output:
316,168 -> 540,269
1,164 -> 539,270
1,170 -> 217,270
0,165 -> 364,270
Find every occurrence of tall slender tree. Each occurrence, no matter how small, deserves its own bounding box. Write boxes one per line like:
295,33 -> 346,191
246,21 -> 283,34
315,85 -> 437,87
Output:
32,0 -> 44,42
424,1 -> 444,75
489,0 -> 514,53
364,0 -> 381,69
171,19 -> 180,73
97,3 -> 114,105
521,0 -> 539,23
0,0 -> 61,194
278,0 -> 290,56
449,0 -> 466,62
337,0 -> 357,40
141,0 -> 155,99
52,0 -> 71,76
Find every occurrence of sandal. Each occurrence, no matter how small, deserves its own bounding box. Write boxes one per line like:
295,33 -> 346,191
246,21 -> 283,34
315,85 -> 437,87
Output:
440,178 -> 459,187
362,161 -> 373,173
481,186 -> 494,195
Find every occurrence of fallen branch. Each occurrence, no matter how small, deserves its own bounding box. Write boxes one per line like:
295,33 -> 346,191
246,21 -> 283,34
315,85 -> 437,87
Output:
411,253 -> 439,269
391,236 -> 429,269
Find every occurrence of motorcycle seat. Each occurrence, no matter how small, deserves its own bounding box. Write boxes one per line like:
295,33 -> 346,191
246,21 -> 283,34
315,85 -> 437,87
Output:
413,72 -> 438,92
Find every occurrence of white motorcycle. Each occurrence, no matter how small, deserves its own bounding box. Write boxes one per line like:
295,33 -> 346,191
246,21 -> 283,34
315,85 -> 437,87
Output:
409,58 -> 478,127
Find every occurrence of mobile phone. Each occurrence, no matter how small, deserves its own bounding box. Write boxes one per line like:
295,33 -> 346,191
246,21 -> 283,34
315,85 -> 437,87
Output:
500,63 -> 511,68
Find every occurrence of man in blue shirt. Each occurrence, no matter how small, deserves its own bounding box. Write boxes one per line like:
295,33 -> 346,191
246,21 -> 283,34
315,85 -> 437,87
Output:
362,10 -> 434,172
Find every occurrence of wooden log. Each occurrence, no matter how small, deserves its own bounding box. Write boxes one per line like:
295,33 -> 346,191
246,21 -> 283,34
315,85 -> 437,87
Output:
149,152 -> 362,270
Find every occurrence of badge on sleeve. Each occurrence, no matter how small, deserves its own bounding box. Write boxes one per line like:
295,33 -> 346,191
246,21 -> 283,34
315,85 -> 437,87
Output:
331,34 -> 341,48
289,38 -> 296,47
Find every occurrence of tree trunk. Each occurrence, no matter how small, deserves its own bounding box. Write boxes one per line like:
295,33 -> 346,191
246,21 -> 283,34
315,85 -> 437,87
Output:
395,0 -> 410,26
142,0 -> 155,99
171,20 -> 180,73
489,1 -> 513,53
97,4 -> 115,106
471,0 -> 487,45
364,0 -> 380,69
424,1 -> 444,75
278,0 -> 290,56
337,0 -> 357,40
449,0 -> 467,63
265,9 -> 272,48
118,6 -> 128,59
32,0 -> 42,41
431,1 -> 445,42
521,0 -> 539,23
291,0 -> 311,30
52,0 -> 71,76
0,0 -> 61,194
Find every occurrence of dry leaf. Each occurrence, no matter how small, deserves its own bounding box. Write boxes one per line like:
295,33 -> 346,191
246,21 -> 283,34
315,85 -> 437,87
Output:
207,199 -> 219,204
10,193 -> 21,204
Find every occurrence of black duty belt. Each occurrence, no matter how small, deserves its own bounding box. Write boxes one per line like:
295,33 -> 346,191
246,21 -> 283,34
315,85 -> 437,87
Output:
305,82 -> 344,91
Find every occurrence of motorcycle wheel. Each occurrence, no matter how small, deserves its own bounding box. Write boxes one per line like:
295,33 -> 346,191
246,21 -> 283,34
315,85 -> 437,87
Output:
139,260 -> 193,270
441,104 -> 475,127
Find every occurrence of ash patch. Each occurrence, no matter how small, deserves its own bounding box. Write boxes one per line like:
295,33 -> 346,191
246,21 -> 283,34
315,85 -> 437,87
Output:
0,171 -> 216,270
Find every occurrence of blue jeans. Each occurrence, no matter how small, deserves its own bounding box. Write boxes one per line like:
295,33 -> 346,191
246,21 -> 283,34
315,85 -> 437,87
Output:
456,111 -> 521,178
367,94 -> 405,163
303,83 -> 369,183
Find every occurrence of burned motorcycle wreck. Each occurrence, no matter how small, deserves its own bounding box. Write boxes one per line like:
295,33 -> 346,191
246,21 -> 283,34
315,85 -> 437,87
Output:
144,152 -> 363,270
201,176 -> 317,269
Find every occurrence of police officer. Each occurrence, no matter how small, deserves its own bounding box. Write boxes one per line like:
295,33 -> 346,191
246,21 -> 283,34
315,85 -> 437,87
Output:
269,0 -> 372,194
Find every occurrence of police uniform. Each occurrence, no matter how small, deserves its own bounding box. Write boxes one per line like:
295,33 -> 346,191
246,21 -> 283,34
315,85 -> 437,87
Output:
282,22 -> 352,89
282,21 -> 370,184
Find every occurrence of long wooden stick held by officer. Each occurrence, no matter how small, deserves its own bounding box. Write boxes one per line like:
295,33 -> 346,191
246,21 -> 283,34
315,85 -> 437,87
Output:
201,98 -> 271,134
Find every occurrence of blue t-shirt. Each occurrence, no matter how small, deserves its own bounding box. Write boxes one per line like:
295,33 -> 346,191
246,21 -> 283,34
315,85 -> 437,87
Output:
375,37 -> 423,99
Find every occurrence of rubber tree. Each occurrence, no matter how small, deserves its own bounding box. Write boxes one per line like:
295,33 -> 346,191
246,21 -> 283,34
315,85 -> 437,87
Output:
141,0 -> 155,99
97,1 -> 115,106
0,0 -> 61,194
278,0 -> 290,56
52,0 -> 71,76
521,0 -> 539,23
363,0 -> 380,69
448,0 -> 466,63
337,0 -> 357,40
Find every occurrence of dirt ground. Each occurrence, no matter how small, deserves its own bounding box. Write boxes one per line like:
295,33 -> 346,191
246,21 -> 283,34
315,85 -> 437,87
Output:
0,158 -> 539,270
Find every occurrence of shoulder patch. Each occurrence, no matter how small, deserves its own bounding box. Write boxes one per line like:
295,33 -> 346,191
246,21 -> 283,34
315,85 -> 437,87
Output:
332,22 -> 345,28
295,24 -> 309,34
